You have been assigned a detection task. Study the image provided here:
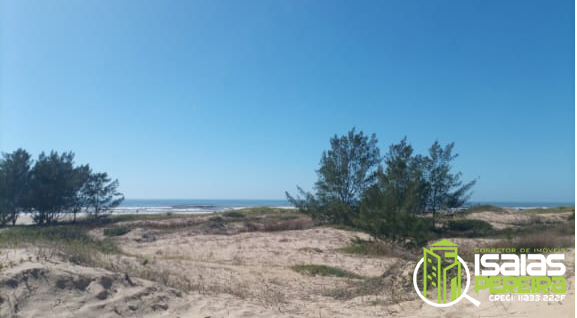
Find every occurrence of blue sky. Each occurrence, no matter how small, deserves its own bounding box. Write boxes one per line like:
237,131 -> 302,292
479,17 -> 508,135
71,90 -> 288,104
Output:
1,1 -> 574,202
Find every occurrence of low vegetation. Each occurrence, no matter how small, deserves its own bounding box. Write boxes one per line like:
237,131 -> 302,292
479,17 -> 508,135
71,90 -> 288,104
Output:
210,208 -> 313,233
493,220 -> 575,252
0,200 -> 571,311
322,266 -> 421,306
0,224 -> 119,265
0,131 -> 572,314
291,264 -> 361,279
340,238 -> 391,256
222,211 -> 245,218
103,226 -> 131,237
521,206 -> 575,214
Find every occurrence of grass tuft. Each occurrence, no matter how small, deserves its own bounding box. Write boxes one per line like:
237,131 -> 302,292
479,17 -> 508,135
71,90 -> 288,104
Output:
222,211 -> 246,218
103,226 -> 131,237
0,224 -> 120,265
340,237 -> 394,256
291,264 -> 361,279
521,206 -> 575,214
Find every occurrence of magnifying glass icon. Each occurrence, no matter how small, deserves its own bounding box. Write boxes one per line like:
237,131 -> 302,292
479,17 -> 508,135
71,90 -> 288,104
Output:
413,256 -> 481,307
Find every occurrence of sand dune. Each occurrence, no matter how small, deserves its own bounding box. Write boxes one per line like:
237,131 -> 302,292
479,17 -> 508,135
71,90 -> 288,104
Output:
0,209 -> 574,318
0,262 -> 188,318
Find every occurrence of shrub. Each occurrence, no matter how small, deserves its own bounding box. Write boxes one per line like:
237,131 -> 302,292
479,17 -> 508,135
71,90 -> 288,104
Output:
340,237 -> 393,256
223,211 -> 245,219
103,226 -> 130,237
291,264 -> 361,279
209,216 -> 225,223
356,212 -> 436,248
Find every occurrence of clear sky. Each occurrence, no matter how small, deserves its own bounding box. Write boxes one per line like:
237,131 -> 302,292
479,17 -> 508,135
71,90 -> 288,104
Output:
1,1 -> 574,202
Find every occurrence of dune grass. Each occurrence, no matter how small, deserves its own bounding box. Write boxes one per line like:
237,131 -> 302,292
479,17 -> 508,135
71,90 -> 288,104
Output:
520,206 -> 575,214
291,264 -> 361,279
0,225 -> 117,252
103,225 -> 131,237
0,224 -> 120,266
340,237 -> 393,256
462,205 -> 504,213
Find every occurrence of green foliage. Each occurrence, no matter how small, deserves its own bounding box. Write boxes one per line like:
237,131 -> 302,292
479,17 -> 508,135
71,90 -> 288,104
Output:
27,151 -> 83,224
209,216 -> 225,223
68,164 -> 91,222
315,128 -> 381,208
287,131 -> 476,247
0,225 -> 119,256
521,206 -> 575,214
424,141 -> 476,225
0,149 -> 124,225
340,237 -> 392,256
287,128 -> 381,226
0,149 -> 32,225
380,138 -> 428,215
358,210 -> 434,248
356,139 -> 434,247
569,212 -> 575,221
223,211 -> 246,218
103,226 -> 131,237
80,172 -> 124,218
291,264 -> 361,278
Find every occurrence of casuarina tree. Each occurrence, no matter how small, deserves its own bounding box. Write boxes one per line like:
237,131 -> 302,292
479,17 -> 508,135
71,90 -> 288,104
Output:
80,172 -> 124,218
0,149 -> 32,225
287,128 -> 381,225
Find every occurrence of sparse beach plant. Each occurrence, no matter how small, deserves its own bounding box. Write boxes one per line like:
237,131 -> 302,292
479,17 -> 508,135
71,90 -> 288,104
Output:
103,226 -> 131,237
291,264 -> 361,279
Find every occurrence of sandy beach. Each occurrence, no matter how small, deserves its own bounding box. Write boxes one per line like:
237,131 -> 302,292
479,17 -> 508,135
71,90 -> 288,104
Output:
0,208 -> 574,318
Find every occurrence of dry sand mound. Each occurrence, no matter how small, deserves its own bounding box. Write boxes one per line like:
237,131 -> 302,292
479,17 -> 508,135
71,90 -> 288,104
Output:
463,210 -> 573,229
0,262 -> 188,318
2,209 -> 574,318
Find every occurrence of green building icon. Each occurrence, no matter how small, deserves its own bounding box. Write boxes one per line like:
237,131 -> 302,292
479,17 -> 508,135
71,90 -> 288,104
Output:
423,239 -> 461,303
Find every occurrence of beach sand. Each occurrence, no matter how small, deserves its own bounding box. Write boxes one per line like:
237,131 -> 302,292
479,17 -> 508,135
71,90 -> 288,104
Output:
0,208 -> 574,318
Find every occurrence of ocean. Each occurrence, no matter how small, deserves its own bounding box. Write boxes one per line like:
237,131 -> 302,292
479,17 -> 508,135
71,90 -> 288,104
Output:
114,199 -> 574,214
115,199 -> 291,214
468,201 -> 575,210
